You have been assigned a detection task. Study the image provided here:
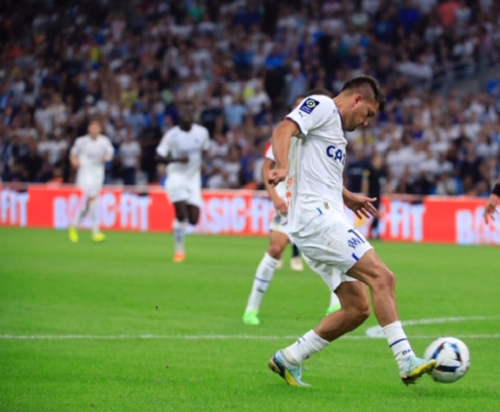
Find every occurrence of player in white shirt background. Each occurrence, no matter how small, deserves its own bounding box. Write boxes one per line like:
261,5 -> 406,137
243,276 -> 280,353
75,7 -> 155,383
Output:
243,92 -> 342,326
156,101 -> 210,263
68,119 -> 114,243
267,75 -> 437,386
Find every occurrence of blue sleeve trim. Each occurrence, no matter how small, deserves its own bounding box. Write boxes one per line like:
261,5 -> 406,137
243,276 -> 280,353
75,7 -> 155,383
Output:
285,116 -> 305,136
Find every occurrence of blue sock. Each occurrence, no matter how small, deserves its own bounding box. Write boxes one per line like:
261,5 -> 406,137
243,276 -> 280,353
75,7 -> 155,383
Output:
292,244 -> 300,258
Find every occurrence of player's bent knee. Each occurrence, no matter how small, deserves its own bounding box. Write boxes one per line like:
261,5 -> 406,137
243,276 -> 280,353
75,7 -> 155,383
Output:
356,302 -> 371,323
371,267 -> 395,292
349,296 -> 370,324
341,303 -> 370,332
267,243 -> 284,260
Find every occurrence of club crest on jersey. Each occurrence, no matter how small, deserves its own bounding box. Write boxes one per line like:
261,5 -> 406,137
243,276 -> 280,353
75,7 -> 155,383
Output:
299,98 -> 320,115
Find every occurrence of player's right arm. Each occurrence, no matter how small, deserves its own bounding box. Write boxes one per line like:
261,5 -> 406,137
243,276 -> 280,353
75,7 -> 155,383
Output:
262,158 -> 287,216
269,95 -> 333,185
155,131 -> 189,164
102,138 -> 114,163
268,120 -> 299,185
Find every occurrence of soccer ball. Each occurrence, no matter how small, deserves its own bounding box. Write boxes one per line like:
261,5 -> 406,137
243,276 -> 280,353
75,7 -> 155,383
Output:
424,337 -> 471,383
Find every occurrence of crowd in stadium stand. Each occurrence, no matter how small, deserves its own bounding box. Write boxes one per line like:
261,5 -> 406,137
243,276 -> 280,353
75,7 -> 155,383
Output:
1,0 -> 500,197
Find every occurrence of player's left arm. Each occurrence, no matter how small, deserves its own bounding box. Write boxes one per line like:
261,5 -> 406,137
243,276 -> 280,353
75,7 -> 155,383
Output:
484,175 -> 500,223
342,186 -> 378,219
201,128 -> 211,175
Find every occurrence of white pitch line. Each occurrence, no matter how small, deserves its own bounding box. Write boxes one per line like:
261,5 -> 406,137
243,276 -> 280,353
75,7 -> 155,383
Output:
0,333 -> 499,341
1,315 -> 498,342
366,315 -> 500,338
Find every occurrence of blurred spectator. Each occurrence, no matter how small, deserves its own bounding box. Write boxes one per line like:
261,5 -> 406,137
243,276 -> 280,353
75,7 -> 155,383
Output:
346,148 -> 368,193
207,145 -> 241,189
119,133 -> 142,186
224,95 -> 247,127
287,62 -> 308,108
47,129 -> 68,166
245,82 -> 271,116
34,99 -> 52,136
0,0 -> 500,197
362,153 -> 387,239
435,172 -> 460,195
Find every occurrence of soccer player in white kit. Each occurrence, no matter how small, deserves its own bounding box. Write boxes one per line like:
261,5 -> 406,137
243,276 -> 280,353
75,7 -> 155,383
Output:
267,76 -> 436,386
156,101 -> 210,262
68,119 -> 114,243
243,91 -> 341,326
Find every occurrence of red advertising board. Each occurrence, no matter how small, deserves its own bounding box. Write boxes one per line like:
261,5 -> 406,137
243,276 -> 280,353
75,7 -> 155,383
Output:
0,185 -> 497,244
0,184 -> 275,236
379,196 -> 500,245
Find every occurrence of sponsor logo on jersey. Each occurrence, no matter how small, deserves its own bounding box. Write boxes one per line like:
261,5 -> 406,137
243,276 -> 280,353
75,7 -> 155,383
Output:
299,98 -> 320,114
326,145 -> 346,165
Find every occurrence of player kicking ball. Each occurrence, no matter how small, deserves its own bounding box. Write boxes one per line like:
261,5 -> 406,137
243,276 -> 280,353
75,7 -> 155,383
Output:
68,119 -> 114,243
267,75 -> 436,386
156,101 -> 210,263
243,94 -> 341,326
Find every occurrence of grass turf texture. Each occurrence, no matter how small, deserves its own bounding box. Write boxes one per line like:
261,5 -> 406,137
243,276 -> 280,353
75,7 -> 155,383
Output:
0,227 -> 499,412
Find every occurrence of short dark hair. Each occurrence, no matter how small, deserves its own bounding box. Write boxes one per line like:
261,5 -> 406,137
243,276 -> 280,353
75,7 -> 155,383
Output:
88,116 -> 102,126
341,75 -> 385,112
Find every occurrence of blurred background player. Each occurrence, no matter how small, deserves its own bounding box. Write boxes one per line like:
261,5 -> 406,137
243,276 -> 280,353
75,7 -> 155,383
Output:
156,101 -> 210,262
273,244 -> 303,271
68,119 -> 113,243
243,92 -> 341,326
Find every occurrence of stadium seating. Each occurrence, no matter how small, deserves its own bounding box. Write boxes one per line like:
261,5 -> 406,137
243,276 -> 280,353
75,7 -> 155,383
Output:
1,0 -> 500,197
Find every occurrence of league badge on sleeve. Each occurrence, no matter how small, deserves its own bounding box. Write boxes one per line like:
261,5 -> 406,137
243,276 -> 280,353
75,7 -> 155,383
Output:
299,98 -> 320,115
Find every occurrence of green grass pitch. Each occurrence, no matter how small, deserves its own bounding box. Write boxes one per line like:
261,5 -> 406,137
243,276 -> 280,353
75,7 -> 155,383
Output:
1,227 -> 500,412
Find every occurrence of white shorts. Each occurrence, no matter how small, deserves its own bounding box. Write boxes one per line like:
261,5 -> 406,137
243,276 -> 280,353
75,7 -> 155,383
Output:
269,212 -> 289,235
76,172 -> 103,197
290,213 -> 373,292
166,176 -> 202,207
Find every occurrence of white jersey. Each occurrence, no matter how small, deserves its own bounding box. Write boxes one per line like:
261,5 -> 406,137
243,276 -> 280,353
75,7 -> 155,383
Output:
284,95 -> 347,234
156,124 -> 210,180
70,134 -> 113,183
120,140 -> 141,168
264,143 -> 286,199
